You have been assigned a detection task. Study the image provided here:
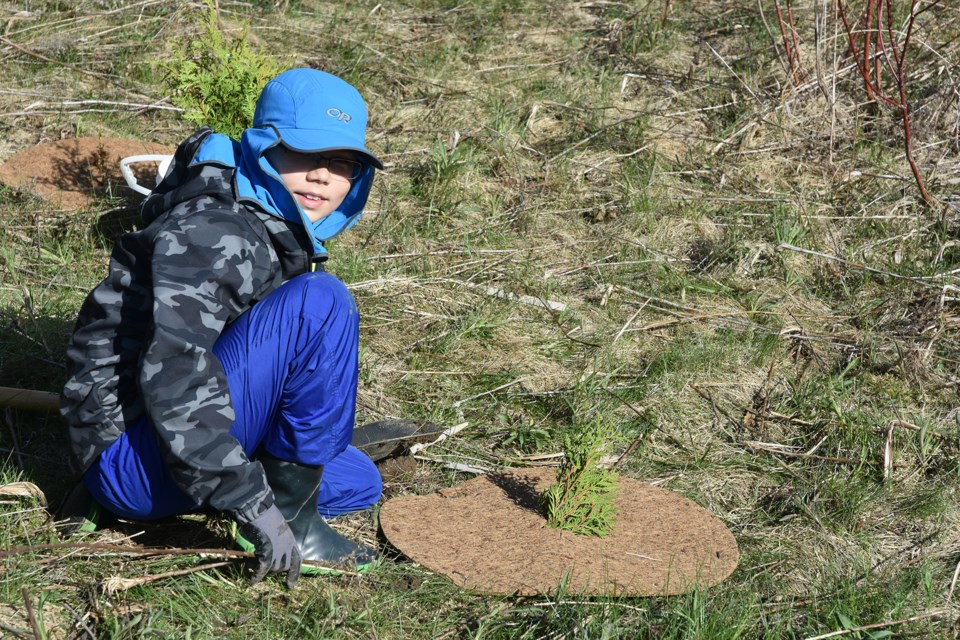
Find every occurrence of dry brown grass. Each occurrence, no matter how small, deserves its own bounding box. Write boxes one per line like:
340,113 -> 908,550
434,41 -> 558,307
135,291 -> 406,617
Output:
1,0 -> 960,637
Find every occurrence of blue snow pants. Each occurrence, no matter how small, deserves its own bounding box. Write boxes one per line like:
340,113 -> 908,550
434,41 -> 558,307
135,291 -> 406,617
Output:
82,272 -> 382,520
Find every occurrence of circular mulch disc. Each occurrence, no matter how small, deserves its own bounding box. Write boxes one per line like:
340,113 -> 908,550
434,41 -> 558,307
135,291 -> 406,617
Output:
0,137 -> 173,210
380,467 -> 739,596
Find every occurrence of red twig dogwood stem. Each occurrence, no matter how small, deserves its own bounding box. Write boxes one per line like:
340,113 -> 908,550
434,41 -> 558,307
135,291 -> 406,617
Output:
837,0 -> 943,207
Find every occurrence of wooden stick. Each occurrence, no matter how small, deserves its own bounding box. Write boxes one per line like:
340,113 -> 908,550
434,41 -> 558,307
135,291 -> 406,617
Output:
0,387 -> 59,413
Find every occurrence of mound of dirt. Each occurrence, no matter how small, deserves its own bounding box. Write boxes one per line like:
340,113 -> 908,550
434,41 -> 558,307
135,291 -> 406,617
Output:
380,467 -> 739,596
0,137 -> 174,211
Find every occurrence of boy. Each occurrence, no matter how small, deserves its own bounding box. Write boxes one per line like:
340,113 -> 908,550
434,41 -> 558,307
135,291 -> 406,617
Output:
61,68 -> 384,588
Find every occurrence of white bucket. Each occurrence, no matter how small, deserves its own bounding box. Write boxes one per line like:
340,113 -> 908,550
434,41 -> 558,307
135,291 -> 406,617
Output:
119,154 -> 173,196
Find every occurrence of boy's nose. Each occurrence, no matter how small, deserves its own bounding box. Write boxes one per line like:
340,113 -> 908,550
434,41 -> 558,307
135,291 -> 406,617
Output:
307,166 -> 331,181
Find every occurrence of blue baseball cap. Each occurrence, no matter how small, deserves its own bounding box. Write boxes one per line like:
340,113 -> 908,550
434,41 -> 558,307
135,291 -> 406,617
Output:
254,68 -> 383,169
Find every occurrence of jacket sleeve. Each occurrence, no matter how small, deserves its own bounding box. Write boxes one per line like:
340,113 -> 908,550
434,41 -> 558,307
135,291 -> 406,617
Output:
140,207 -> 277,521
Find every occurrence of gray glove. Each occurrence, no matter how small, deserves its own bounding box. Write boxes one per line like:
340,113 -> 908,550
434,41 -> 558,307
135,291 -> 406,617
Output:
236,503 -> 302,589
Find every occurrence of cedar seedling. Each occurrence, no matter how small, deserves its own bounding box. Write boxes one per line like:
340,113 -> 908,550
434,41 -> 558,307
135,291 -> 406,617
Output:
541,418 -> 620,537
161,0 -> 282,139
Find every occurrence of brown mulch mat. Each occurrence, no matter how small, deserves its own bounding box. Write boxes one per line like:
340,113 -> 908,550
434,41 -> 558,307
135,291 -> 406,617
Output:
380,467 -> 739,596
0,137 -> 173,210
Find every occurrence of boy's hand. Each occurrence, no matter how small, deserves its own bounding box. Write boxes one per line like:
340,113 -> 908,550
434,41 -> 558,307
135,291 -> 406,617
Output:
236,503 -> 302,589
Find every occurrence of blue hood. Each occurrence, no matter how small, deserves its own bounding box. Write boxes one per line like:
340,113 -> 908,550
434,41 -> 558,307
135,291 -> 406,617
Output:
191,126 -> 375,257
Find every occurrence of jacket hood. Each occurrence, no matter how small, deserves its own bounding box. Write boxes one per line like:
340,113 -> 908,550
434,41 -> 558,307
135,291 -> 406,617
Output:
235,124 -> 375,257
143,126 -> 375,258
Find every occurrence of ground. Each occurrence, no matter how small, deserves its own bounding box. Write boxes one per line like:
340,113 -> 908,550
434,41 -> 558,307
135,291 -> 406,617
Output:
1,1 -> 959,638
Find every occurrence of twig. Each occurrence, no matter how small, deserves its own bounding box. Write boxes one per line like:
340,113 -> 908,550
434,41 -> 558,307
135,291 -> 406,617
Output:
852,531 -> 944,587
0,36 -> 110,80
639,311 -> 747,332
412,456 -> 490,474
691,383 -> 744,433
21,586 -> 41,640
0,622 -> 31,639
434,599 -> 516,640
0,541 -> 250,559
774,0 -> 804,85
883,421 -> 895,479
552,315 -> 602,348
529,599 -> 647,613
4,410 -> 25,470
758,0 -> 790,80
476,60 -> 567,74
612,305 -> 645,344
777,243 -> 951,288
835,0 -> 941,206
456,280 -> 567,312
704,41 -> 760,103
409,422 -> 470,455
801,608 -> 948,640
0,542 -> 350,573
947,558 -> 960,602
741,440 -> 866,465
102,561 -> 233,594
452,378 -> 525,409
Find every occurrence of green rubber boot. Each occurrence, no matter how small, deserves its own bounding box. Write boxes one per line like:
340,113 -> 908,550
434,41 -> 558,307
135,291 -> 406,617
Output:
237,455 -> 378,575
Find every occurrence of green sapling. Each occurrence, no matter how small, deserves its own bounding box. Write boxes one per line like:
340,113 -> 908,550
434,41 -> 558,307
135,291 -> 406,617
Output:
541,417 -> 620,537
161,0 -> 282,139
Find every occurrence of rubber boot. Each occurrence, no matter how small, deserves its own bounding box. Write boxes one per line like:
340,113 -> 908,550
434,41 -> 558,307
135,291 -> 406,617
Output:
54,482 -> 102,537
258,455 -> 378,575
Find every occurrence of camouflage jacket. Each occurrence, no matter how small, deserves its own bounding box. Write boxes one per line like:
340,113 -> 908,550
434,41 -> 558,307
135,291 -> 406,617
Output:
61,127 -> 321,522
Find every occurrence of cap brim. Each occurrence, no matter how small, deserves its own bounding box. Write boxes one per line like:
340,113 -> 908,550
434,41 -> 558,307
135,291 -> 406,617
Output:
276,128 -> 384,170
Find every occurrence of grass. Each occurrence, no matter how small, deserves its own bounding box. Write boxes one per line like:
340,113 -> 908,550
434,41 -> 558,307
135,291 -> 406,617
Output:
1,0 -> 960,637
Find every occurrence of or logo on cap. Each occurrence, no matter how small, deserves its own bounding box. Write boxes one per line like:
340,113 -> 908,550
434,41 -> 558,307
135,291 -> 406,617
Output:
327,108 -> 352,123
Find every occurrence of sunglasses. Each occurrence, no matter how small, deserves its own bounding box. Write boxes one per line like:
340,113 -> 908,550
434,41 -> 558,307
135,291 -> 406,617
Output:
313,155 -> 365,181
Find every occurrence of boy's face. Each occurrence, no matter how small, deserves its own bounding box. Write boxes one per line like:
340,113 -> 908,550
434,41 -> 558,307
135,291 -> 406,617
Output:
266,146 -> 359,222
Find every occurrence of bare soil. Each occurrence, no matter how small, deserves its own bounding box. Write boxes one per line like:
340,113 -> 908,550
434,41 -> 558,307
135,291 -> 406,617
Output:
0,137 -> 173,211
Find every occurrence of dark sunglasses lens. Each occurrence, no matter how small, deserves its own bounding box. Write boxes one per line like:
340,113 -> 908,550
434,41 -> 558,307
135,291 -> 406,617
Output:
326,158 -> 363,180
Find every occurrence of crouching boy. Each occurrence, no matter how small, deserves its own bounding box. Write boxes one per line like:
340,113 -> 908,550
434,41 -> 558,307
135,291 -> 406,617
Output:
61,68 -> 384,588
